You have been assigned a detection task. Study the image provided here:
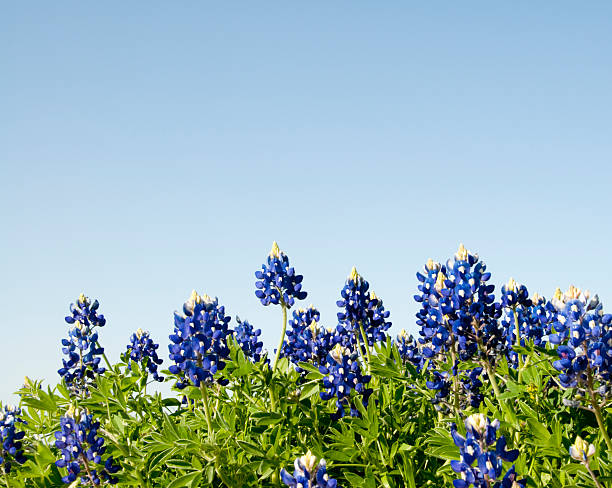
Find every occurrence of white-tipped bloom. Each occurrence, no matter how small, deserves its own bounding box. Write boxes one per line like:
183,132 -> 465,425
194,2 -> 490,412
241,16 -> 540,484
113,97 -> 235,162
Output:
330,344 -> 348,364
506,277 -> 519,293
569,436 -> 595,462
434,271 -> 447,292
465,413 -> 488,435
269,241 -> 281,259
425,258 -> 440,271
456,243 -> 469,262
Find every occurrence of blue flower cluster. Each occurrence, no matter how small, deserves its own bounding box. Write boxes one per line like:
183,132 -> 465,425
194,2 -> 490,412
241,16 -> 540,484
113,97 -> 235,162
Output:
396,329 -> 425,372
280,451 -> 339,488
500,277 -> 531,309
126,328 -> 164,382
255,242 -> 307,307
450,414 -> 524,488
549,286 -> 612,390
234,317 -> 265,363
425,366 -> 485,410
54,407 -> 119,485
414,245 -> 502,364
0,405 -> 26,473
168,291 -> 232,388
58,294 -> 107,396
336,267 -> 392,350
319,344 -> 372,419
282,306 -> 338,371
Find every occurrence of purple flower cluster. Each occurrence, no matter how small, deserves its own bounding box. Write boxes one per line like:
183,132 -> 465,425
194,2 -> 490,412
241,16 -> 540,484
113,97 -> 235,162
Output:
58,294 -> 107,396
0,405 -> 26,473
255,242 -> 307,308
54,407 -> 119,485
548,286 -> 612,391
280,451 -> 339,488
450,414 -> 524,488
282,306 -> 338,372
319,344 -> 372,419
126,329 -> 164,382
168,291 -> 232,388
234,317 -> 266,363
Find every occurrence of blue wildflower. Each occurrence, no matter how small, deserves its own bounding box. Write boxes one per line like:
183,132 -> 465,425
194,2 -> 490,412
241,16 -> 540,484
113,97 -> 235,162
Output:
234,317 -> 265,363
548,286 -> 612,392
396,329 -> 425,372
54,406 -> 119,485
336,267 -> 370,333
280,451 -> 338,488
125,328 -> 164,382
319,344 -> 372,419
501,278 -> 531,309
415,245 -> 502,365
255,242 -> 307,308
281,306 -> 340,372
0,405 -> 26,474
58,294 -> 107,396
450,414 -> 522,487
168,291 -> 232,389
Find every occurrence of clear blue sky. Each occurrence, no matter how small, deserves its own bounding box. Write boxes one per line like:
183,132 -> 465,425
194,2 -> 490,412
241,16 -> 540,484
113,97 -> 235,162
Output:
2,2 -> 612,402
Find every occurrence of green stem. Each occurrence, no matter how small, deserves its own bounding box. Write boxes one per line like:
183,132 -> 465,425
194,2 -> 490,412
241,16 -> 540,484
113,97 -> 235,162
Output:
3,469 -> 11,488
358,321 -> 373,373
199,382 -> 213,437
584,462 -> 604,488
272,303 -> 288,373
587,374 -> 612,451
512,306 -> 523,381
448,331 -> 460,417
97,341 -> 113,371
484,361 -> 502,400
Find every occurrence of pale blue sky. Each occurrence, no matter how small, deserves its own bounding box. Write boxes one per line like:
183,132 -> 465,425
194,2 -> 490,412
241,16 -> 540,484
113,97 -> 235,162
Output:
2,2 -> 612,401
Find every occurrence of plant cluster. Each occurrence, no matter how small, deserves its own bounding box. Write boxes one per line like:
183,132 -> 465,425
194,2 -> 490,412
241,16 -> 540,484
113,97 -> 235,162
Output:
2,243 -> 612,487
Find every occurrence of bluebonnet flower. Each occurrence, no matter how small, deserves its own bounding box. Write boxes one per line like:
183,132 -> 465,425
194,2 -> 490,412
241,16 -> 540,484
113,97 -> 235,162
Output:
168,291 -> 232,389
548,286 -> 612,394
336,267 -> 392,356
501,278 -> 531,309
450,414 -> 524,487
414,245 -> 502,365
58,294 -> 107,396
362,291 -> 392,346
54,406 -> 119,485
255,242 -> 307,307
425,366 -> 485,410
125,328 -> 164,382
569,436 -> 596,462
0,405 -> 26,473
282,306 -> 340,372
396,329 -> 425,372
319,344 -> 372,419
234,317 -> 266,363
337,267 -> 370,333
280,451 -> 338,488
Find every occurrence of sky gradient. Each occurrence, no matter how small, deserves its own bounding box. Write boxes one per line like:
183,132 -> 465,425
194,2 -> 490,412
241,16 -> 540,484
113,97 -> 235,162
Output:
2,2 -> 612,401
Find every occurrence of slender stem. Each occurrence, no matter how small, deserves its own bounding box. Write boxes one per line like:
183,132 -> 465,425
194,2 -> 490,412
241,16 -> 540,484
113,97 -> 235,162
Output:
80,453 -> 96,486
358,321 -> 373,373
512,306 -> 523,380
272,303 -> 288,373
448,331 -> 460,417
484,361 -> 502,399
587,375 -> 612,451
584,462 -> 604,488
3,469 -> 11,488
97,342 -> 113,371
199,382 -> 213,437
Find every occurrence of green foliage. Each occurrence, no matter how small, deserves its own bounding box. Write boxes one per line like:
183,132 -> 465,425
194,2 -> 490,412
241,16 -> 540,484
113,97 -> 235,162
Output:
3,338 -> 612,487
